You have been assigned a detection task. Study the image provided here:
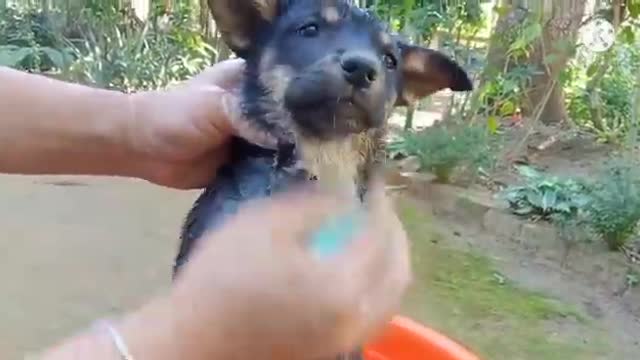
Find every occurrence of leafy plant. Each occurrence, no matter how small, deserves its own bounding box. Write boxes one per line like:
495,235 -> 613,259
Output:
478,64 -> 538,120
389,124 -> 497,183
627,271 -> 639,289
62,5 -> 215,92
585,161 -> 640,251
1,3 -> 215,92
501,166 -> 591,221
468,11 -> 545,125
0,6 -> 73,71
565,17 -> 640,144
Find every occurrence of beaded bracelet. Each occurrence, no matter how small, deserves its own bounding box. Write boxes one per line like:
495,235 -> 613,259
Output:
94,320 -> 135,360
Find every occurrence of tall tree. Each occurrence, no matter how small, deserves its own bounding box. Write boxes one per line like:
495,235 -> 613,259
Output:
481,0 -> 587,124
480,0 -> 530,88
131,0 -> 150,22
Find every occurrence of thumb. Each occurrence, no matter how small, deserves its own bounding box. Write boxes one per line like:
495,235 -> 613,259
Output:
187,59 -> 246,89
188,60 -> 279,149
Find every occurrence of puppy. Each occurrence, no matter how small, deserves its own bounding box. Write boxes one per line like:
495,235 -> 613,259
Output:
174,1 -> 473,359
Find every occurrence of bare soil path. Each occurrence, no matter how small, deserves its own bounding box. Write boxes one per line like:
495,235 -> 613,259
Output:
0,175 -> 197,358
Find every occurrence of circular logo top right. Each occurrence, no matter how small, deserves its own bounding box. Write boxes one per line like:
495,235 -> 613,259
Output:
579,18 -> 616,53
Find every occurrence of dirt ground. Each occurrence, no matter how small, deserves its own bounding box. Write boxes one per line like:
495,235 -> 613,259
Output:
0,174 -> 199,358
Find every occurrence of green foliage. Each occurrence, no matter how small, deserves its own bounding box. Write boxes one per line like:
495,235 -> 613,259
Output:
475,14 -> 543,122
565,18 -> 640,143
501,166 -> 591,221
398,199 -> 603,360
506,20 -> 542,60
370,0 -> 485,37
585,160 -> 640,251
478,64 -> 537,119
0,2 -> 215,92
626,270 -> 639,289
64,6 -> 215,92
389,124 -> 497,183
504,159 -> 640,252
0,6 -> 73,71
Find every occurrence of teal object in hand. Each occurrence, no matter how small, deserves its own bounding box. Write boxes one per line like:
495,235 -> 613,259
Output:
309,211 -> 365,259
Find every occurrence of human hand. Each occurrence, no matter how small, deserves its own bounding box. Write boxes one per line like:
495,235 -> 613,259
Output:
128,59 -> 277,189
119,183 -> 411,360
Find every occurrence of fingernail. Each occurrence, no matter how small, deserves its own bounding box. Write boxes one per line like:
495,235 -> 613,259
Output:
309,210 -> 366,259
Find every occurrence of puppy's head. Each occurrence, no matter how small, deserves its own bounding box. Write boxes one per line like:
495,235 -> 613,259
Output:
210,0 -> 472,142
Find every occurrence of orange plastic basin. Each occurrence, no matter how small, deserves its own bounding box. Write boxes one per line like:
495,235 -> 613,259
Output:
364,316 -> 481,360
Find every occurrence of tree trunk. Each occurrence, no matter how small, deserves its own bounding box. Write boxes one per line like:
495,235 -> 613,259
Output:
199,0 -> 213,38
41,0 -> 51,14
480,0 -> 530,88
131,0 -> 150,22
465,0 -> 529,121
524,0 -> 586,124
626,43 -> 640,147
210,24 -> 232,61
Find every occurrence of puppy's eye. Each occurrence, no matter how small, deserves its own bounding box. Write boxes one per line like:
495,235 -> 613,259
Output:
383,53 -> 397,69
297,23 -> 319,37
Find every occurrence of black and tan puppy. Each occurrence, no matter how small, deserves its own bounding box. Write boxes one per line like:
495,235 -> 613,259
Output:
174,0 -> 472,358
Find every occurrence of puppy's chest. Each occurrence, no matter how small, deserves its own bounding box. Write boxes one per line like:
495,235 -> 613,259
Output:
297,134 -> 372,197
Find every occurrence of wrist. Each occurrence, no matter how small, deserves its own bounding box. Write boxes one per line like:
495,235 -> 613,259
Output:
91,89 -> 145,179
116,293 -> 234,360
115,295 -> 182,359
120,90 -> 175,185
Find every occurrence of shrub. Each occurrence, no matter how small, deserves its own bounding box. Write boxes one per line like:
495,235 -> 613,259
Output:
585,161 -> 640,251
64,6 -> 216,92
0,7 -> 73,71
503,160 -> 640,252
1,4 -> 216,92
501,165 -> 591,221
388,123 -> 497,183
565,33 -> 640,143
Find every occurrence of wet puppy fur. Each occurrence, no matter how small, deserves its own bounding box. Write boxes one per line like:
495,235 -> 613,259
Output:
177,0 -> 472,359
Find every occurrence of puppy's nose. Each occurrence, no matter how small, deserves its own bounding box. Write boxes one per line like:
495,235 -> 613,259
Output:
341,54 -> 378,88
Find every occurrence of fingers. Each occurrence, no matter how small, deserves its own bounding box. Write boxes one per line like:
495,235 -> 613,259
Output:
189,60 -> 280,149
175,184 -> 410,358
194,76 -> 278,150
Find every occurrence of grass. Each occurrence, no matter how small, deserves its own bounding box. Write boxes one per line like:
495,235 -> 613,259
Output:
395,198 -> 610,360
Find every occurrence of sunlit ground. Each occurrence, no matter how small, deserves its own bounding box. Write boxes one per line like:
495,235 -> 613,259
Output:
397,199 -> 610,360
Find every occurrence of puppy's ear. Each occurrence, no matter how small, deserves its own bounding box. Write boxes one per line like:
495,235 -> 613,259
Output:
208,0 -> 280,57
395,43 -> 473,107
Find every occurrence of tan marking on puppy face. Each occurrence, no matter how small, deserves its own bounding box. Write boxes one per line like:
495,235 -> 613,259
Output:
259,50 -> 293,101
265,66 -> 292,100
229,33 -> 252,51
253,0 -> 279,20
322,6 -> 340,23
